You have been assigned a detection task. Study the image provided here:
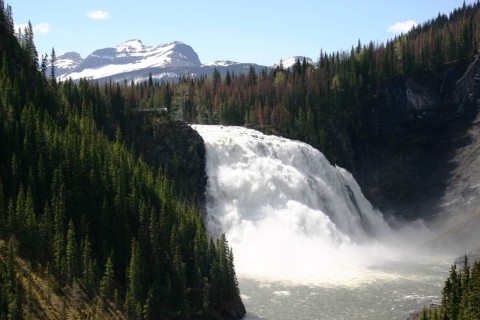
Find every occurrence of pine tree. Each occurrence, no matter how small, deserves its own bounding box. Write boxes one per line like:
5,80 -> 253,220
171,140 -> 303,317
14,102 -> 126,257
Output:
52,186 -> 66,283
23,187 -> 38,258
464,261 -> 480,319
40,53 -> 48,78
81,235 -> 96,295
6,199 -> 15,235
4,4 -> 15,35
125,239 -> 143,319
4,241 -> 23,320
99,254 -> 115,302
65,219 -> 78,282
24,21 -> 38,69
49,47 -> 56,86
9,153 -> 19,199
421,307 -> 429,320
15,185 -> 25,235
172,245 -> 188,316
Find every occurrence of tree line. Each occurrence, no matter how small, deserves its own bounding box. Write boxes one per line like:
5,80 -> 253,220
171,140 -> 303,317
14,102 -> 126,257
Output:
421,256 -> 480,320
0,1 -> 242,319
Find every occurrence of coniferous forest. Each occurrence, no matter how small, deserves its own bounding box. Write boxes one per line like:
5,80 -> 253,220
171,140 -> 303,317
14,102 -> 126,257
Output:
0,1 -> 242,319
420,257 -> 480,320
2,0 -> 480,319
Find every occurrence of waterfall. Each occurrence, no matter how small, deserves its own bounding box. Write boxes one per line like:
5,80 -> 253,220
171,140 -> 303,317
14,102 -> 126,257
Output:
193,125 -> 397,283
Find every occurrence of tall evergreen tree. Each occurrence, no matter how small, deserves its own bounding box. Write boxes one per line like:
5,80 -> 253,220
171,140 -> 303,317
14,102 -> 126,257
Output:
49,47 -> 56,86
65,219 -> 78,282
99,254 -> 115,302
24,21 -> 38,69
125,239 -> 144,318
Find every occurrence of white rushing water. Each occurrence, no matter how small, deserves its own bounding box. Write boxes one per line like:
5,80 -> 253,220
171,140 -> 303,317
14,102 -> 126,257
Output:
192,125 -> 450,319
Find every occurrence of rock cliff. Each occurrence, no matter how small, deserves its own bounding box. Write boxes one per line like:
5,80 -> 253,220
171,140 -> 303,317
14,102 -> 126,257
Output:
330,55 -> 480,229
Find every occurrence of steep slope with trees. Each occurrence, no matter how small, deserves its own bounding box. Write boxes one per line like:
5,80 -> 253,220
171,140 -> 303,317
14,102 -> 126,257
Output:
418,257 -> 480,320
0,1 -> 244,319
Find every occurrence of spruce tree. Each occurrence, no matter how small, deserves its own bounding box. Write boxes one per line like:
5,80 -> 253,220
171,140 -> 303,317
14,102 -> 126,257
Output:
40,53 -> 48,78
81,235 -> 96,295
65,219 -> 78,282
99,254 -> 115,302
24,21 -> 38,69
49,47 -> 56,86
125,239 -> 143,318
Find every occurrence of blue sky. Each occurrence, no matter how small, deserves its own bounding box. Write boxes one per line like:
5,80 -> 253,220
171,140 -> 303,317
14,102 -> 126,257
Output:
7,0 -> 476,66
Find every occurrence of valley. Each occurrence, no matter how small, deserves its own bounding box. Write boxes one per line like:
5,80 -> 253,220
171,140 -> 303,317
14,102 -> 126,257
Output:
1,1 -> 480,319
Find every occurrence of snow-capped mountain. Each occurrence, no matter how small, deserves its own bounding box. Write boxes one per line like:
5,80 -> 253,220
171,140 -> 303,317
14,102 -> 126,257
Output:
55,52 -> 83,76
55,40 -> 267,83
56,40 -> 201,81
273,56 -> 314,69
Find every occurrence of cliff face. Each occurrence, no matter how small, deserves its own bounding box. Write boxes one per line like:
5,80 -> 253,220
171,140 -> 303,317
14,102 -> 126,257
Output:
330,56 -> 480,225
125,112 -> 207,207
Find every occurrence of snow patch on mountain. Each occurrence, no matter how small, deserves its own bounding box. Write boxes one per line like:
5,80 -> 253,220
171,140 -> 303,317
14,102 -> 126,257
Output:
273,56 -> 314,69
203,60 -> 239,67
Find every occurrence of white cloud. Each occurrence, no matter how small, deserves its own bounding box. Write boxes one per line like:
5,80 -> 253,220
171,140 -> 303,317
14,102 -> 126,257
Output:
87,10 -> 111,20
35,23 -> 50,34
15,22 -> 51,35
387,20 -> 418,33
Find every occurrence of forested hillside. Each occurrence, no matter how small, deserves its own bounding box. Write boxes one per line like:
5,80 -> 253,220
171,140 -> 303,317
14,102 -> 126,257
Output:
0,1 -> 244,319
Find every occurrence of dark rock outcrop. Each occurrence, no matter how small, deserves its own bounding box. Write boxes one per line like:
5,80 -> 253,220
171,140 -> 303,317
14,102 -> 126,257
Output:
198,298 -> 247,320
329,56 -> 480,224
125,112 -> 207,207
222,298 -> 247,320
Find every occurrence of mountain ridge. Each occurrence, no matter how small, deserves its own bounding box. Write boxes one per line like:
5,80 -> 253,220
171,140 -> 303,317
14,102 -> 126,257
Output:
54,40 -> 313,82
56,40 -> 202,82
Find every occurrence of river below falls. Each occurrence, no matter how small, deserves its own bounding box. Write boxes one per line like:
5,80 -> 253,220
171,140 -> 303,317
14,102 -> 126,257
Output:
239,257 -> 450,320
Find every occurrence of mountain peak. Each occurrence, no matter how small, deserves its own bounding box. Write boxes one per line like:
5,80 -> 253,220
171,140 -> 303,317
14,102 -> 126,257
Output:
119,39 -> 143,45
59,52 -> 83,61
116,39 -> 144,53
54,52 -> 84,76
168,40 -> 185,46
